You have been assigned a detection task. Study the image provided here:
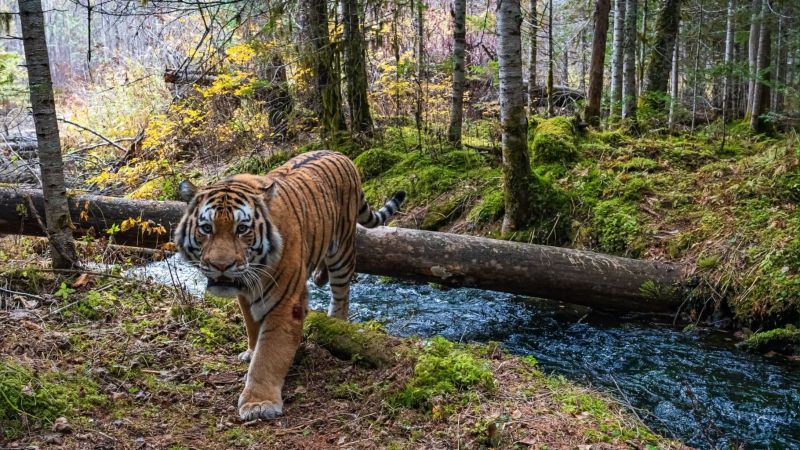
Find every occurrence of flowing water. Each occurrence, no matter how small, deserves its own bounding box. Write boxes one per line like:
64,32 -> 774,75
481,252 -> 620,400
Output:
135,256 -> 798,449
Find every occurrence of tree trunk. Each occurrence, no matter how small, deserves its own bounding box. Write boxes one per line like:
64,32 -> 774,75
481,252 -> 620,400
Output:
546,0 -> 555,116
722,0 -> 734,121
0,188 -> 688,313
309,0 -> 347,135
690,7 -> 703,134
745,0 -> 762,119
610,0 -> 626,117
18,0 -> 79,269
638,0 -> 647,96
668,25 -> 680,130
415,0 -> 424,134
448,0 -> 467,145
585,0 -> 612,124
579,28 -> 587,93
641,0 -> 681,110
561,42 -> 569,87
749,0 -> 770,132
773,12 -> 783,112
527,0 -> 539,114
497,0 -> 534,233
343,0 -> 374,134
621,0 -> 638,119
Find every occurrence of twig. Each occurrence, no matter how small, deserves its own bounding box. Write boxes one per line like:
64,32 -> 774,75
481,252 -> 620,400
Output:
24,195 -> 50,239
34,268 -> 129,280
57,118 -> 127,153
0,135 -> 41,187
0,287 -> 43,301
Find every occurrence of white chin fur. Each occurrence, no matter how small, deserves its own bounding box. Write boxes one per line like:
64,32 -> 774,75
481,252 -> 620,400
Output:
206,285 -> 242,298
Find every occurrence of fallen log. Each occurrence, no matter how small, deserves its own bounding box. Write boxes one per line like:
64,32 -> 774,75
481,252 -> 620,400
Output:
0,187 -> 686,313
163,68 -> 217,86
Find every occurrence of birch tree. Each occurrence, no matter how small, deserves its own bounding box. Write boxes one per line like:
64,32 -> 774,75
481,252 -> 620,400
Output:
749,0 -> 771,132
447,0 -> 467,145
497,0 -> 534,233
19,0 -> 79,269
745,0 -> 762,118
621,0 -> 638,119
610,0 -> 626,117
528,0 -> 539,114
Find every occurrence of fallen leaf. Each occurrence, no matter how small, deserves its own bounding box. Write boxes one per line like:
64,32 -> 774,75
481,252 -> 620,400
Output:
510,409 -> 522,419
294,386 -> 307,394
72,273 -> 95,288
518,437 -> 536,446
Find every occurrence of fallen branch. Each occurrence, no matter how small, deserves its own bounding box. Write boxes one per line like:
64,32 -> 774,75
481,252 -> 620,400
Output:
57,119 -> 128,153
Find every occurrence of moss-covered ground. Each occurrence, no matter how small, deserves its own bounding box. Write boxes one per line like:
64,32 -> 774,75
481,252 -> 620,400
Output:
0,243 -> 687,449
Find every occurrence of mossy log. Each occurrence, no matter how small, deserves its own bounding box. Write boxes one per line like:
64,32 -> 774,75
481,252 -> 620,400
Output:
0,187 -> 687,313
304,311 -> 412,368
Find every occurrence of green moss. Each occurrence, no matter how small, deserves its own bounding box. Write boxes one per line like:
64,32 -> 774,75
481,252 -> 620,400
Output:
531,117 -> 578,165
615,157 -> 658,172
697,255 -> 721,270
739,325 -> 798,353
467,189 -> 505,224
622,177 -> 651,201
591,199 -> 642,256
422,190 -> 471,230
304,311 -> 407,368
225,150 -> 297,176
353,148 -> 403,179
389,337 -> 495,408
0,360 -> 105,439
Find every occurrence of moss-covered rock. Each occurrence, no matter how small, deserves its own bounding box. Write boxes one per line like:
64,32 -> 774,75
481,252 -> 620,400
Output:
467,189 -> 505,224
738,325 -> 798,354
591,198 -> 642,255
353,148 -> 403,179
422,190 -> 472,230
531,117 -> 578,165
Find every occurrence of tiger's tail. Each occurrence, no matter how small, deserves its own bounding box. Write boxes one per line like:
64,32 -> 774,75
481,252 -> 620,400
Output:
357,191 -> 406,228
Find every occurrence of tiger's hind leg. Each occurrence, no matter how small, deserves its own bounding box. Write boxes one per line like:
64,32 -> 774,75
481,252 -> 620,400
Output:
324,241 -> 355,320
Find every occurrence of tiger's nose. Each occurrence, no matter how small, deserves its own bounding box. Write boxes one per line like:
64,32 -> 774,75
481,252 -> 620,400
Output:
207,260 -> 235,273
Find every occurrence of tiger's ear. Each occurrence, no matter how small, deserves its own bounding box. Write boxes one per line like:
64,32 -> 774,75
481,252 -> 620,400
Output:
179,181 -> 198,203
261,181 -> 277,203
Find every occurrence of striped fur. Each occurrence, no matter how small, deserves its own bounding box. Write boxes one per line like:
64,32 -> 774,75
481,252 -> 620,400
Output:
173,150 -> 404,421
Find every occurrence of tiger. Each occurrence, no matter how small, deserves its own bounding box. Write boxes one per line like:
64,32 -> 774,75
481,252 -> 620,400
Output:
174,150 -> 405,421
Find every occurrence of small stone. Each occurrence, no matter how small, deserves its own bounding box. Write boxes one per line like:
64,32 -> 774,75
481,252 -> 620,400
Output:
52,417 -> 71,433
112,392 -> 127,402
43,432 -> 64,445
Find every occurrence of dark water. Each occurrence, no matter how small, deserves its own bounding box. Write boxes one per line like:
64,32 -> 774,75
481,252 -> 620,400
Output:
309,275 -> 799,450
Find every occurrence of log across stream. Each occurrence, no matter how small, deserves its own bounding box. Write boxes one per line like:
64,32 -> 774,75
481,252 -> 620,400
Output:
0,186 -> 687,313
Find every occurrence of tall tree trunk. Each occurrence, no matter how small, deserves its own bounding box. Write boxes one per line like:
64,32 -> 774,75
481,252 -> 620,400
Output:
668,25 -> 680,130
690,7 -> 703,134
585,0 -> 612,124
745,0 -> 762,119
448,0 -> 467,145
547,0 -> 555,116
415,0 -> 424,135
722,0 -> 734,121
579,28 -> 587,93
749,0 -> 770,132
309,0 -> 347,135
772,11 -> 783,112
528,0 -> 538,114
641,0 -> 681,110
343,0 -> 374,134
562,41 -> 570,86
610,0 -> 626,116
497,0 -> 534,233
621,0 -> 638,119
638,0 -> 648,96
19,0 -> 79,269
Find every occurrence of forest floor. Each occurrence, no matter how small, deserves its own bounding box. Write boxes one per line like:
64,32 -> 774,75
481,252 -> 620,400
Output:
0,241 -> 689,449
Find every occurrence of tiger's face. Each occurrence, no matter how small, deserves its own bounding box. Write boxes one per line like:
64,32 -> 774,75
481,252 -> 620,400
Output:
174,179 -> 282,299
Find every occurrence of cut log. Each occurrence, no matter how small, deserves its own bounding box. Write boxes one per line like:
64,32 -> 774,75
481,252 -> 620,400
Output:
163,68 -> 218,86
0,187 -> 687,313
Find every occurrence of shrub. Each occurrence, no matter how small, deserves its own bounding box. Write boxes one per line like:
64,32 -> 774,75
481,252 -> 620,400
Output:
591,199 -> 641,255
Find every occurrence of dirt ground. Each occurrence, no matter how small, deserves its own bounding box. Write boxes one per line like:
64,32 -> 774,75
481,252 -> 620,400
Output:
0,241 -> 689,449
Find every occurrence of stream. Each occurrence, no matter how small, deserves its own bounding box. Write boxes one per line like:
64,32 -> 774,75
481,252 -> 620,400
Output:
133,256 -> 798,449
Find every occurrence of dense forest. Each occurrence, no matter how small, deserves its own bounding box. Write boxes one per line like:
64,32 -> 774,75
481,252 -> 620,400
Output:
0,0 -> 797,447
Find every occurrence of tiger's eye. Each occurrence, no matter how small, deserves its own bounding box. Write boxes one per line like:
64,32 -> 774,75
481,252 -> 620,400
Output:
237,224 -> 249,234
200,224 -> 213,234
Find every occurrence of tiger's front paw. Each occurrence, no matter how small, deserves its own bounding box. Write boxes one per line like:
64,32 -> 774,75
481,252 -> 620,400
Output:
238,399 -> 283,421
238,385 -> 283,421
237,349 -> 253,362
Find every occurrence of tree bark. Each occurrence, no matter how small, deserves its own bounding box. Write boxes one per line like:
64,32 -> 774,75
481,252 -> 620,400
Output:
745,0 -> 762,119
561,41 -> 570,87
621,0 -> 638,119
18,0 -> 79,269
690,7 -> 703,134
585,0 -> 612,124
722,0 -> 734,121
641,0 -> 681,110
579,28 -> 587,93
546,0 -> 555,116
668,25 -> 680,130
343,0 -> 374,134
448,0 -> 467,145
749,0 -> 770,132
610,0 -> 626,116
527,0 -> 539,114
638,0 -> 647,96
772,11 -> 783,113
415,0 -> 424,134
497,0 -> 534,233
309,0 -> 347,135
0,188 -> 688,313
